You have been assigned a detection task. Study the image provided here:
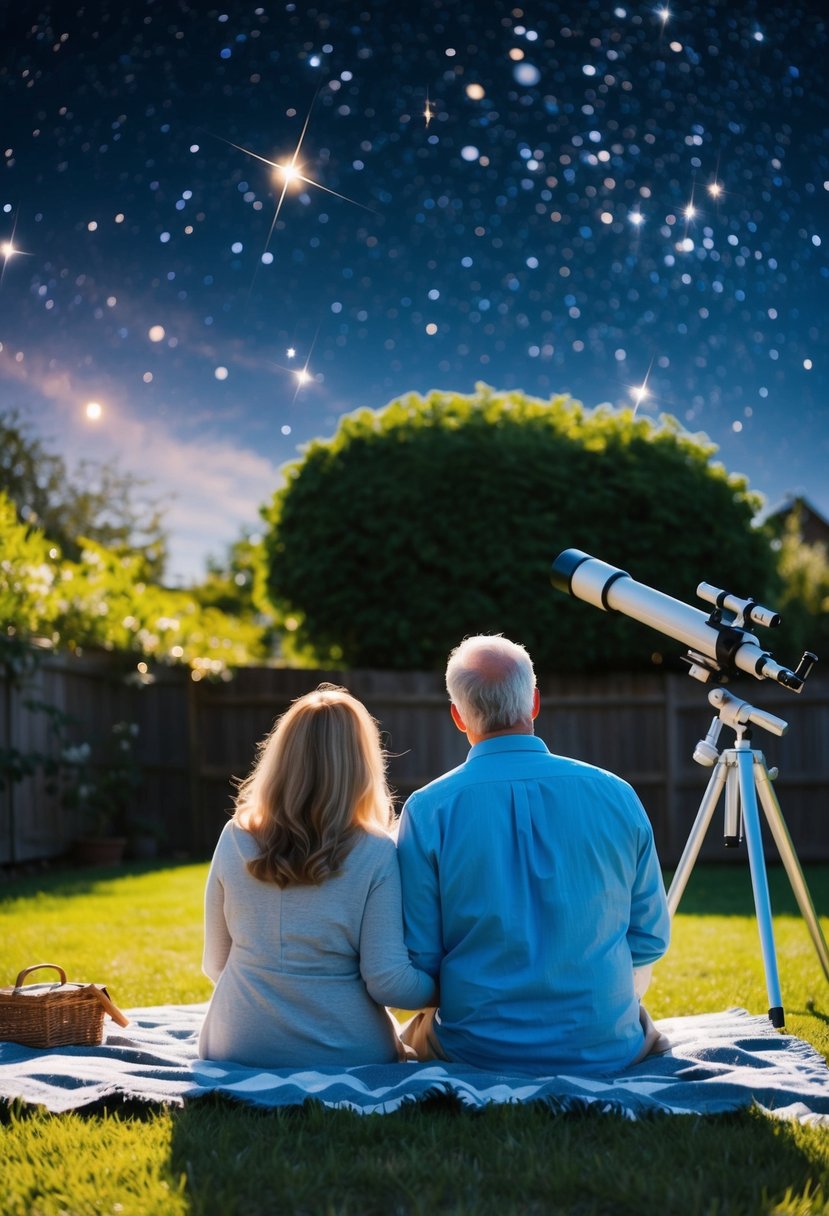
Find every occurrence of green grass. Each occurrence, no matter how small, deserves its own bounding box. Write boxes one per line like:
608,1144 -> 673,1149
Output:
1,861 -> 828,1216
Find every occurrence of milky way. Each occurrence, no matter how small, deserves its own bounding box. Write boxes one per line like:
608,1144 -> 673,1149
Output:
2,2 -> 827,577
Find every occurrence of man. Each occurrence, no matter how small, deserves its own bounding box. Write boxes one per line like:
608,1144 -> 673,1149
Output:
396,634 -> 671,1074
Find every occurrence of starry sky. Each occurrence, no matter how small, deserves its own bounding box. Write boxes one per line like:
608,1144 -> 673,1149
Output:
2,1 -> 827,583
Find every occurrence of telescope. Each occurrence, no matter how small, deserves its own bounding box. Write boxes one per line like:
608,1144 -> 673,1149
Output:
551,548 -> 817,691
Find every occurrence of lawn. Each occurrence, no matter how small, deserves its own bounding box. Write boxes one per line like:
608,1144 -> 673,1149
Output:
1,860 -> 828,1216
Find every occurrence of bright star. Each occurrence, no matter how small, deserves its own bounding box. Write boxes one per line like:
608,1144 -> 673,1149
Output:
0,215 -> 29,287
286,347 -> 296,359
276,162 -> 302,186
218,99 -> 375,266
628,357 -> 656,416
708,181 -> 723,199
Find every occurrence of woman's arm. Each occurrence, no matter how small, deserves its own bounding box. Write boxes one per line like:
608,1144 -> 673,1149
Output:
202,832 -> 233,982
359,845 -> 438,1011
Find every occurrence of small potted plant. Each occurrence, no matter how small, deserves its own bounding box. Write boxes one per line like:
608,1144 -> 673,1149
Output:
63,722 -> 142,865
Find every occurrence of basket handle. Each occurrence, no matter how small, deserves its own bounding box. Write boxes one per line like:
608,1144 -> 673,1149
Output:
84,985 -> 131,1028
14,963 -> 67,989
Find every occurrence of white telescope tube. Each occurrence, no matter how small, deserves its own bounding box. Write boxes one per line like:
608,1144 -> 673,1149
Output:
551,549 -> 804,689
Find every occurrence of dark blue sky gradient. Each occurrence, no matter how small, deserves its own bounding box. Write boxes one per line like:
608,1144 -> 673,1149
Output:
2,1 -> 827,579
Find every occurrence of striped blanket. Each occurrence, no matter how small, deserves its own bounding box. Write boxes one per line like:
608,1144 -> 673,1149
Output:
1,1005 -> 826,1121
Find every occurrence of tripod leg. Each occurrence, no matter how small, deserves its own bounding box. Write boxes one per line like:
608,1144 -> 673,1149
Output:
736,747 -> 784,1027
667,757 -> 729,917
754,757 -> 829,984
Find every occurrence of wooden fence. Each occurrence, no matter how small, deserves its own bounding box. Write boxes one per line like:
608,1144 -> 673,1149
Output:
2,652 -> 828,867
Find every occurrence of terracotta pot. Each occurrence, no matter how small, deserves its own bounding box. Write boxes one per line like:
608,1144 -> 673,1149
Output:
72,836 -> 128,866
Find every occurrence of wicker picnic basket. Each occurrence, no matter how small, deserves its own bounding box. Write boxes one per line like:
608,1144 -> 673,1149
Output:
0,963 -> 130,1048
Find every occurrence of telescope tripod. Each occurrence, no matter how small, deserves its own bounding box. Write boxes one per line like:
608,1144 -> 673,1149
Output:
666,687 -> 829,1029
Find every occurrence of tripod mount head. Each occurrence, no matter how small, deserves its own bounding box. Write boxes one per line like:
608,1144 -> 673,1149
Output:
693,686 -> 788,769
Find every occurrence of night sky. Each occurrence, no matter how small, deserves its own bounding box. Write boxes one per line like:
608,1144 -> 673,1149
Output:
2,1 -> 827,582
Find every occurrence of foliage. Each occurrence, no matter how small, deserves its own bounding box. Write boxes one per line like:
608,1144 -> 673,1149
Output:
260,386 -> 776,671
0,492 -> 56,638
0,409 -> 167,579
771,509 -> 829,668
191,530 -> 278,655
1,864 -> 829,1215
0,492 -> 268,675
0,408 -> 271,674
195,532 -> 262,615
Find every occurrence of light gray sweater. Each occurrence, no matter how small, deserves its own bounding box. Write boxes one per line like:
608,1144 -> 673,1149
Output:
198,820 -> 436,1068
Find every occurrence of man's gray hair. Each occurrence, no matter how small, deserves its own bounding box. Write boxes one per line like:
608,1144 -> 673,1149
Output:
445,635 -> 536,735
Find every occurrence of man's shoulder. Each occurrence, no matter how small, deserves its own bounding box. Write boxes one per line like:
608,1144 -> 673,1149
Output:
405,760 -> 468,807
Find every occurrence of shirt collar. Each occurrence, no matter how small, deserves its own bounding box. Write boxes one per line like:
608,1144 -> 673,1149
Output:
467,734 -> 550,760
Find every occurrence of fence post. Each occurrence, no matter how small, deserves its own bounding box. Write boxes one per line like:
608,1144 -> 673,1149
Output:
187,676 -> 203,858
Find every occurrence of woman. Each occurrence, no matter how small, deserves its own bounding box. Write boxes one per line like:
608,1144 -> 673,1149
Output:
198,683 -> 436,1068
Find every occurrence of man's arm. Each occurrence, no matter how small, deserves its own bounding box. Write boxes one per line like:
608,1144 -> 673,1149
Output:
627,804 -> 672,967
396,798 -> 444,978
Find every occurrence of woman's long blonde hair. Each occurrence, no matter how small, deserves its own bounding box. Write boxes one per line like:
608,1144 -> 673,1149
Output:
234,684 -> 393,886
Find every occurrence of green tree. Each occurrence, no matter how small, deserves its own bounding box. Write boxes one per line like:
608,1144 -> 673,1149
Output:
0,491 -> 56,638
771,510 -> 829,665
260,386 -> 778,672
0,410 -> 167,578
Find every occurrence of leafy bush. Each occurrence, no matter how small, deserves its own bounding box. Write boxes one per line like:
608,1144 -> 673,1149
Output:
0,491 -> 267,675
260,386 -> 777,672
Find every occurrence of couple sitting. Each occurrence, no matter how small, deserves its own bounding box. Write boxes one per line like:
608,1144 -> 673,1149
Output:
198,635 -> 671,1075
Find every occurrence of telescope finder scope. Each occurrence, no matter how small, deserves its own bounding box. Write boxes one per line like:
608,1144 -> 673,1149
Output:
551,548 -> 817,692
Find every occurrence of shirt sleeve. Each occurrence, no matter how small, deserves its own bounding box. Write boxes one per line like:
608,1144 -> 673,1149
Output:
358,840 -> 438,1010
627,799 -> 671,967
202,827 -> 233,983
396,797 -> 444,978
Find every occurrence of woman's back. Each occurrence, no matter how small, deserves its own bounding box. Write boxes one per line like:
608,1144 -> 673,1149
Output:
198,821 -> 434,1068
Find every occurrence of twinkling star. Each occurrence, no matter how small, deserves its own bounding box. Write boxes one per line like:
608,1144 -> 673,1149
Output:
630,358 -> 656,416
0,211 -> 28,288
218,101 -> 374,265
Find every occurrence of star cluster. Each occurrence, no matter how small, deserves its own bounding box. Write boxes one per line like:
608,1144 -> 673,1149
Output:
1,1 -> 827,577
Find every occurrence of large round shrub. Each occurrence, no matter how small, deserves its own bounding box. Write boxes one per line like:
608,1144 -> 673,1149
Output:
260,386 -> 776,672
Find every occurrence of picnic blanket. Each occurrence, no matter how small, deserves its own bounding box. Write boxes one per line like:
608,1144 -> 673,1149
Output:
1,1005 -> 827,1122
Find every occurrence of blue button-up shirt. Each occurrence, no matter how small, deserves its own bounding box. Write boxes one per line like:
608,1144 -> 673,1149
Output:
397,734 -> 670,1074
